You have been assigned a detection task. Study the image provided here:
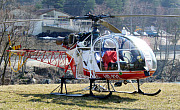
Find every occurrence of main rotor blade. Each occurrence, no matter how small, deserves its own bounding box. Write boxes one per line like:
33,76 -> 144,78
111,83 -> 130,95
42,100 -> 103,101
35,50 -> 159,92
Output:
99,19 -> 121,33
68,16 -> 90,20
0,18 -> 66,24
1,14 -> 179,24
111,14 -> 180,18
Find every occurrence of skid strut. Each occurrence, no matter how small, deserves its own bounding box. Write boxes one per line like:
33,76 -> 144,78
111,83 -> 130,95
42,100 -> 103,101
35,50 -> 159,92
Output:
85,78 -> 112,99
50,77 -> 75,96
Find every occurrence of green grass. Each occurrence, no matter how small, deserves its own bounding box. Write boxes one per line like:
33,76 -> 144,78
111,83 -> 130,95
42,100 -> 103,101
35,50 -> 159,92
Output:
0,83 -> 179,110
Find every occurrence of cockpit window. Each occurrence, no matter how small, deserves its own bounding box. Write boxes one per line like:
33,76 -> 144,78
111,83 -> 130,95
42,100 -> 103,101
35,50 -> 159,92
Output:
114,36 -> 136,49
94,38 -> 118,71
114,36 -> 145,71
103,39 -> 116,48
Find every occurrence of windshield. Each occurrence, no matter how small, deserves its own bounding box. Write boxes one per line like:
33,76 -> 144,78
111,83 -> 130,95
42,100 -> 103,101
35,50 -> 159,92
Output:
103,39 -> 116,48
127,36 -> 157,70
114,35 -> 146,71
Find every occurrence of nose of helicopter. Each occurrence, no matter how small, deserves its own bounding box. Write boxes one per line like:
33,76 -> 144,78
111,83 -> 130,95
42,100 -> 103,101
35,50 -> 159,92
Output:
130,36 -> 157,72
142,50 -> 157,77
144,67 -> 150,76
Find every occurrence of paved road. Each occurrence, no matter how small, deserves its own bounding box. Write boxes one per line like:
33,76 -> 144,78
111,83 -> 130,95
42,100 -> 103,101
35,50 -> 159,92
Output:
154,51 -> 180,60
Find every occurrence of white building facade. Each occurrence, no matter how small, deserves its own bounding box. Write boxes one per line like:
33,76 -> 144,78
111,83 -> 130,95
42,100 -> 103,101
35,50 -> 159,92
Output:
33,9 -> 92,35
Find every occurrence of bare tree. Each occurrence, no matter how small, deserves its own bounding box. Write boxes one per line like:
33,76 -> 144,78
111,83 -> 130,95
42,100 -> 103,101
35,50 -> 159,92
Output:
0,0 -> 36,85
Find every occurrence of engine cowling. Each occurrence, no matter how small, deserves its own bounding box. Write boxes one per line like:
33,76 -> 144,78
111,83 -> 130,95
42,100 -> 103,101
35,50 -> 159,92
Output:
56,33 -> 77,46
56,32 -> 91,47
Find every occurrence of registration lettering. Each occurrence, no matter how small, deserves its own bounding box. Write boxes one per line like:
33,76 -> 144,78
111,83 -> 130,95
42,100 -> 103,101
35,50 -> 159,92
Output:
103,74 -> 121,79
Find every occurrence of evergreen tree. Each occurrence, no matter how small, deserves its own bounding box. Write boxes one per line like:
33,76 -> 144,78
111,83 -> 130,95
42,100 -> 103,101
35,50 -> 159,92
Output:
63,0 -> 88,15
161,0 -> 180,8
152,0 -> 161,7
84,0 -> 96,13
42,0 -> 65,10
17,0 -> 32,3
105,0 -> 123,12
95,0 -> 104,4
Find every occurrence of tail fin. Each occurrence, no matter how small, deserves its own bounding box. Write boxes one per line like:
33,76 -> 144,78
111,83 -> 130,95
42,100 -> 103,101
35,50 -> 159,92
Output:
8,34 -> 21,50
8,34 -> 12,66
8,34 -> 12,47
8,34 -> 22,67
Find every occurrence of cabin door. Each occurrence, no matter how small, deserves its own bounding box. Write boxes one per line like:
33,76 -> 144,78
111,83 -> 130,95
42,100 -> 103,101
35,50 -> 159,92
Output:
94,38 -> 118,71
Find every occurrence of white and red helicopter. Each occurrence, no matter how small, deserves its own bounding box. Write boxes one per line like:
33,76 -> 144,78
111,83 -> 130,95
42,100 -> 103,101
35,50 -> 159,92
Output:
6,14 -> 180,98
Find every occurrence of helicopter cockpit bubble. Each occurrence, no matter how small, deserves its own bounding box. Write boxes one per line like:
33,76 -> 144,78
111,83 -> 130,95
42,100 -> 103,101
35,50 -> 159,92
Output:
114,35 -> 146,71
93,34 -> 154,72
129,36 -> 157,70
103,30 -> 111,35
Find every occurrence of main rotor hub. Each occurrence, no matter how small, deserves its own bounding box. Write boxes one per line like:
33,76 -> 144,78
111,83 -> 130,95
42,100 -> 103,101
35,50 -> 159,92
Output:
70,14 -> 113,23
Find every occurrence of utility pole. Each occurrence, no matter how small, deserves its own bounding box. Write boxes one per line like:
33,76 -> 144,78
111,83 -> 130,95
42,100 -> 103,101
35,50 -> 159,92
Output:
130,0 -> 134,35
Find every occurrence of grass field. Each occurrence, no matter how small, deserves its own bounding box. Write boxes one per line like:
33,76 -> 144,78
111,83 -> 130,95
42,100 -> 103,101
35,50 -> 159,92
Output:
0,83 -> 179,110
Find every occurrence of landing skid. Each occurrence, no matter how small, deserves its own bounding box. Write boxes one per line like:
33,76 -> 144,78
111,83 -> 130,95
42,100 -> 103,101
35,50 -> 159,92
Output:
133,79 -> 161,96
50,78 -> 161,98
100,79 -> 161,96
50,77 -> 112,99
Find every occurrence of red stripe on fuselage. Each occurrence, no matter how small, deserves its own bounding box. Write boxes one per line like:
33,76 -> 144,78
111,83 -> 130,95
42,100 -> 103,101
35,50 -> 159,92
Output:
83,68 -> 155,80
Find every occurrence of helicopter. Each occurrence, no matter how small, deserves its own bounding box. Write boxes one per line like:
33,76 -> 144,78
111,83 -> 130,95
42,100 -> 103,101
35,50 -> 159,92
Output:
6,14 -> 180,98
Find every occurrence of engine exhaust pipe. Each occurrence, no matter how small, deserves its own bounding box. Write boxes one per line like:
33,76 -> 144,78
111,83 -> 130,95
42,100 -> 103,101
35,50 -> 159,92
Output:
56,36 -> 65,45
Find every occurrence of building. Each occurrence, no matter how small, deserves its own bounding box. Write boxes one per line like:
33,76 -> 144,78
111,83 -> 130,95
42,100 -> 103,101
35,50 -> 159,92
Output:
33,8 -> 92,35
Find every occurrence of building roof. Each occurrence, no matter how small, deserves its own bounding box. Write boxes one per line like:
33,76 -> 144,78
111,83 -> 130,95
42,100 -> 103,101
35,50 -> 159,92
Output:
35,8 -> 71,16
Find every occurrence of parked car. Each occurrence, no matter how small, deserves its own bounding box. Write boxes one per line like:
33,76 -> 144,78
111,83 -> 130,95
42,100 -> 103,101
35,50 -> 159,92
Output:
145,31 -> 159,37
141,32 -> 148,36
133,31 -> 140,36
